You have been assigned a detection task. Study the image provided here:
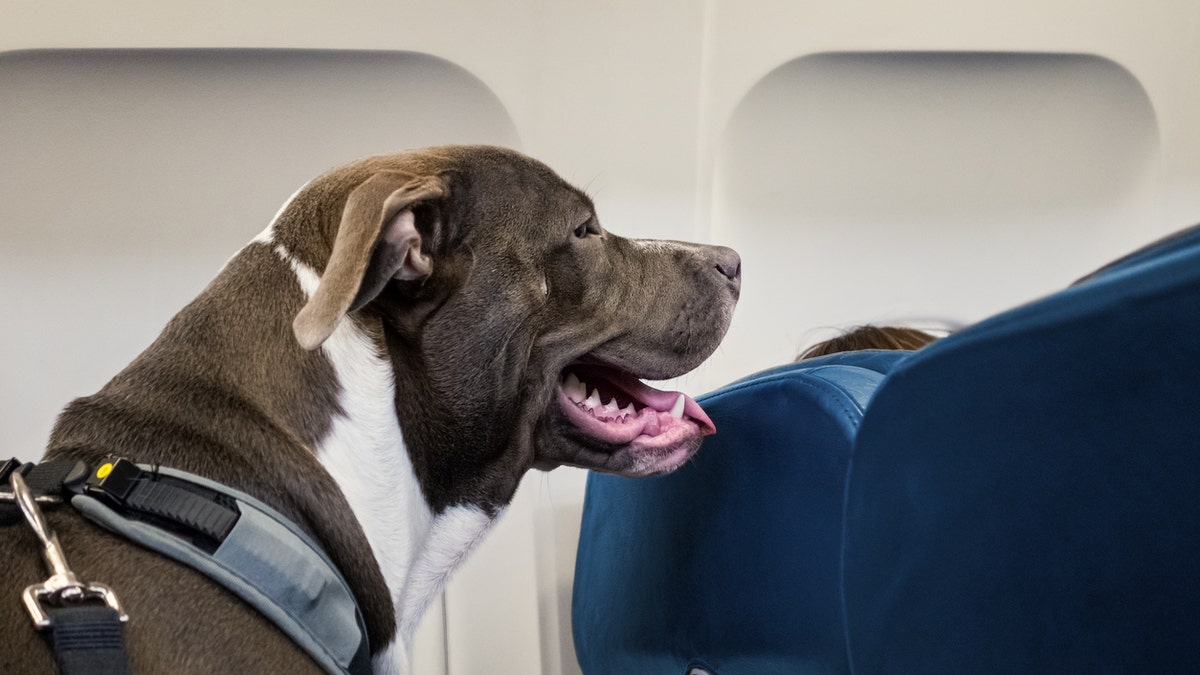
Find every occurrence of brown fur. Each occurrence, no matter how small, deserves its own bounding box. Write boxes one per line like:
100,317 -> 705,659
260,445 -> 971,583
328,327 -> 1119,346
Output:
1,146 -> 739,672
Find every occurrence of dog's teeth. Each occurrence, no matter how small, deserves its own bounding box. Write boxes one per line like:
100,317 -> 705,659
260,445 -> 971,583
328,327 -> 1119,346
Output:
669,394 -> 685,419
585,389 -> 602,409
603,398 -> 620,413
564,373 -> 586,403
622,403 -> 636,417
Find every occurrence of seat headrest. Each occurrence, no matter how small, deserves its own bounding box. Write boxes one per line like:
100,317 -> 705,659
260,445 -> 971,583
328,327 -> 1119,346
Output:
844,223 -> 1200,673
573,351 -> 909,674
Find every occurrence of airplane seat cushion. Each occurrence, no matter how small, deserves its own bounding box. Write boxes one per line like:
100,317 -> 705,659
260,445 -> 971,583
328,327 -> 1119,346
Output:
572,351 -> 911,675
842,223 -> 1200,674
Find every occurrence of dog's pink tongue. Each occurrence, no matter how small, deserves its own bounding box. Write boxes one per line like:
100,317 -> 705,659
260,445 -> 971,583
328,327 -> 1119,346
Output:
623,380 -> 716,436
561,365 -> 717,442
643,386 -> 715,432
586,404 -> 710,444
559,379 -> 716,444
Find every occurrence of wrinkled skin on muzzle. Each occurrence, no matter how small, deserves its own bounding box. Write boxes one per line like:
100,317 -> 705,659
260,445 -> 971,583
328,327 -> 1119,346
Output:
336,147 -> 739,509
528,230 -> 741,478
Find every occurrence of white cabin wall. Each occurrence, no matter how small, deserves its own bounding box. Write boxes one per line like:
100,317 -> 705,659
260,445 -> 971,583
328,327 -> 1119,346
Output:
3,3 -> 1200,674
707,52 -> 1161,386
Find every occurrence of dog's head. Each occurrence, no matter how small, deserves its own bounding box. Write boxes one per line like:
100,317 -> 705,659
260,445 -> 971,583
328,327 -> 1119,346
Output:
284,146 -> 739,509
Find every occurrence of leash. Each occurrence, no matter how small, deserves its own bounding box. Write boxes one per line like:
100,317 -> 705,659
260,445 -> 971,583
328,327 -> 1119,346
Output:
1,460 -> 130,675
1,457 -> 372,675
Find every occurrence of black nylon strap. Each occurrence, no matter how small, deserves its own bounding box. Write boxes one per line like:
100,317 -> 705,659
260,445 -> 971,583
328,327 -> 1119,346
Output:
124,478 -> 239,542
46,604 -> 132,675
2,460 -> 89,526
23,461 -> 84,497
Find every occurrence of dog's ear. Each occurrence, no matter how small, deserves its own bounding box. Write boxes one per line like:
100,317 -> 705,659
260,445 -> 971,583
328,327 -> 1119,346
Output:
293,171 -> 447,350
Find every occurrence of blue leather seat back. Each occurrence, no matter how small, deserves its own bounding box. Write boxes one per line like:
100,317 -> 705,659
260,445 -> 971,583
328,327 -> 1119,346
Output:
573,351 -> 910,675
843,225 -> 1200,674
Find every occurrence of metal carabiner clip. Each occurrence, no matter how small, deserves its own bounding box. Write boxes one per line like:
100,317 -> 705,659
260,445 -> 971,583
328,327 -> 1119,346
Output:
9,471 -> 128,629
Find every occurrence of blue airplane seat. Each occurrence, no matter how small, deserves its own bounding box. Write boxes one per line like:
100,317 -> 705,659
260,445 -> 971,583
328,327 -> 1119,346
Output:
572,351 -> 912,675
842,223 -> 1200,674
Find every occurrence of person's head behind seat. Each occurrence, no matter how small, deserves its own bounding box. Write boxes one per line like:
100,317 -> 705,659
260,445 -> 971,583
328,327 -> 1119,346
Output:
797,325 -> 940,361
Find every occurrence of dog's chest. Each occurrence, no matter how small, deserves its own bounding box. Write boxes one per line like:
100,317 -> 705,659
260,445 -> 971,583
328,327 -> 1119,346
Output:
277,246 -> 499,670
281,251 -> 433,595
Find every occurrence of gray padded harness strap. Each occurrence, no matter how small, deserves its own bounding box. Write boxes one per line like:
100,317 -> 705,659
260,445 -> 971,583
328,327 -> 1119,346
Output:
71,464 -> 370,675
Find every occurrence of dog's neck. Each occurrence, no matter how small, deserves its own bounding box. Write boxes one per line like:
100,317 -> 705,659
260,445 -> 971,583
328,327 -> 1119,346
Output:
274,243 -> 499,673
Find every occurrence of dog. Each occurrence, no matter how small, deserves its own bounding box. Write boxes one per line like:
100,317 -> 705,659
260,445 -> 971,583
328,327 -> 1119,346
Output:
0,145 -> 740,673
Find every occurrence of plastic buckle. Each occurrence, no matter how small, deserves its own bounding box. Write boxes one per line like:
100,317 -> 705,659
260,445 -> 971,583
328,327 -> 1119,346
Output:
9,471 -> 128,629
84,458 -> 143,505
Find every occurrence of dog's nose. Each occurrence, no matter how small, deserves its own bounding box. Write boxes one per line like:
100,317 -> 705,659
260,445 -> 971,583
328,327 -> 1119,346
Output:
713,247 -> 742,282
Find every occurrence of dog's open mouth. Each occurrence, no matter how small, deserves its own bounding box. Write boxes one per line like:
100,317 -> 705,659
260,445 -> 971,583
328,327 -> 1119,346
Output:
557,361 -> 716,448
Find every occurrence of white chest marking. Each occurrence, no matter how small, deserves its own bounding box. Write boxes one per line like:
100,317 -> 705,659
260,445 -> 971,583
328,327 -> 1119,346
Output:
269,243 -> 499,674
397,504 -> 500,642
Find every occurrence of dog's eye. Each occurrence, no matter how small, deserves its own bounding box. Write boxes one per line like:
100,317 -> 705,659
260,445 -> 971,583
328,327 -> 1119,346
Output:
573,218 -> 601,239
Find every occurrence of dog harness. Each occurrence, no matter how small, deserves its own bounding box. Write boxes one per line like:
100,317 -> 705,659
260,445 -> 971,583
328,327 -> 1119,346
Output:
1,458 -> 371,675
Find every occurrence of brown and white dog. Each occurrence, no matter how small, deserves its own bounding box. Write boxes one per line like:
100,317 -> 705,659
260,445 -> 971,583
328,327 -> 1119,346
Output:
0,146 -> 740,673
